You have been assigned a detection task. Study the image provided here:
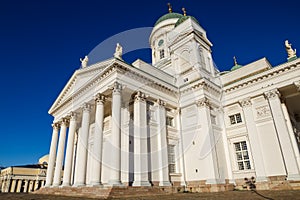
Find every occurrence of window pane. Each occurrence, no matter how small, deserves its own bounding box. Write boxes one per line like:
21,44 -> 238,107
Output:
243,151 -> 249,159
234,143 -> 241,151
236,113 -> 242,123
236,152 -> 243,160
230,115 -> 236,124
241,141 -> 247,150
245,161 -> 251,169
238,162 -> 244,170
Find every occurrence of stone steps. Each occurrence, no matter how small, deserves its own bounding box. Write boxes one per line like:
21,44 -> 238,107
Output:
35,186 -> 176,199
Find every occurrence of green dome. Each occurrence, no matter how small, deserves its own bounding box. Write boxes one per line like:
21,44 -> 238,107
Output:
231,64 -> 243,71
154,12 -> 183,26
175,15 -> 200,27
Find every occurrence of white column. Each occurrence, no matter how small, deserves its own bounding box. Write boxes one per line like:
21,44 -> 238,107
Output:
10,179 -> 16,192
62,112 -> 77,186
45,123 -> 60,187
240,98 -> 267,182
16,180 -> 22,193
109,82 -> 122,186
176,108 -> 187,186
265,89 -> 300,180
132,91 -> 151,186
23,180 -> 29,192
90,93 -> 106,186
156,99 -> 171,186
53,118 -> 69,186
196,97 -> 220,184
281,102 -> 300,169
74,103 -> 91,186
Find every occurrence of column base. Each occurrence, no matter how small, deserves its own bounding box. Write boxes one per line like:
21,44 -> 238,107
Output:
88,182 -> 103,187
61,183 -> 72,187
73,183 -> 86,187
132,181 -> 151,187
108,179 -> 123,186
287,174 -> 300,181
43,184 -> 51,188
159,181 -> 171,186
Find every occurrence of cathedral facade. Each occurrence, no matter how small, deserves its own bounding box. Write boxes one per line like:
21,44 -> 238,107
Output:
44,8 -> 300,192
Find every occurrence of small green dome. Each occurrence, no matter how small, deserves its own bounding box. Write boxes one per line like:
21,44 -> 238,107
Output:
175,15 -> 200,27
154,12 -> 183,26
231,64 -> 243,71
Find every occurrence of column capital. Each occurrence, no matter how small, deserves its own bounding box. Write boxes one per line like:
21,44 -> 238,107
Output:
239,98 -> 252,107
82,103 -> 91,112
94,93 -> 106,104
112,82 -> 122,93
196,97 -> 210,108
61,117 -> 70,127
134,91 -> 146,102
264,89 -> 280,100
51,123 -> 60,130
294,81 -> 300,92
156,99 -> 166,107
68,111 -> 77,121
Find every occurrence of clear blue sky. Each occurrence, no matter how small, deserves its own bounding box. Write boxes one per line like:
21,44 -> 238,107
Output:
0,0 -> 299,167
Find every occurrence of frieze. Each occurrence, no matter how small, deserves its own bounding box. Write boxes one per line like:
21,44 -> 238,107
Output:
256,105 -> 270,118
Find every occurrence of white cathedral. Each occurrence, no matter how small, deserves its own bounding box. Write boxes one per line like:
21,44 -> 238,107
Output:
44,6 -> 300,192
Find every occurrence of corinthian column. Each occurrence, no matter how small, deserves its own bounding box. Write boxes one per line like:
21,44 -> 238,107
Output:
108,82 -> 123,186
74,103 -> 91,186
62,112 -> 77,186
132,91 -> 151,186
90,93 -> 106,186
45,123 -> 60,187
156,99 -> 171,186
265,89 -> 300,180
239,98 -> 267,181
53,118 -> 69,186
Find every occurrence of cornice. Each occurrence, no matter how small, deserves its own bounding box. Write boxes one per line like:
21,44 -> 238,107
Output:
224,58 -> 300,93
50,60 -> 179,115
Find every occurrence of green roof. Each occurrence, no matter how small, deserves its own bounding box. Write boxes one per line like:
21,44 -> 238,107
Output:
154,13 -> 183,26
175,15 -> 200,27
231,64 -> 243,71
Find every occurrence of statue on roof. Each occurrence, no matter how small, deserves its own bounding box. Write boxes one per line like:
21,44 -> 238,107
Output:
285,40 -> 297,59
114,43 -> 123,60
80,55 -> 89,68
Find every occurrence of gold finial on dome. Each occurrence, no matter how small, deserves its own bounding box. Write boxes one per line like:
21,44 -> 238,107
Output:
167,3 -> 172,13
182,7 -> 187,16
233,56 -> 238,66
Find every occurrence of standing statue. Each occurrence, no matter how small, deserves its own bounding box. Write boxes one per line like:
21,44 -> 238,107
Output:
80,55 -> 89,68
285,40 -> 297,59
114,43 -> 123,60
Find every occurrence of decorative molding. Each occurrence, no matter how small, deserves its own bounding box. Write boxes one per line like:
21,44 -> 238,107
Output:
82,103 -> 91,112
196,97 -> 210,108
61,117 -> 70,127
294,80 -> 300,92
69,111 -> 77,121
112,81 -> 122,93
94,93 -> 106,104
134,91 -> 146,102
225,59 -> 300,93
264,89 -> 280,100
239,98 -> 252,107
52,123 -> 60,130
256,105 -> 270,118
156,99 -> 166,107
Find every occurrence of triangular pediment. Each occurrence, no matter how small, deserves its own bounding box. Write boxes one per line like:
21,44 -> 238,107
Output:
48,58 -> 115,114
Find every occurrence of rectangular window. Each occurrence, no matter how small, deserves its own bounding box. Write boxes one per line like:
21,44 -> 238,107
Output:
234,141 -> 251,170
229,113 -> 242,125
166,116 -> 174,127
168,145 -> 176,173
160,49 -> 165,59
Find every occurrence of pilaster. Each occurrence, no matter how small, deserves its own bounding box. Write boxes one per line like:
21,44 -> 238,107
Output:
239,98 -> 267,182
265,89 -> 300,180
